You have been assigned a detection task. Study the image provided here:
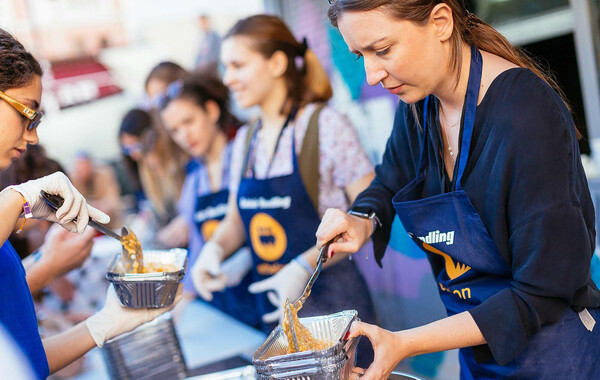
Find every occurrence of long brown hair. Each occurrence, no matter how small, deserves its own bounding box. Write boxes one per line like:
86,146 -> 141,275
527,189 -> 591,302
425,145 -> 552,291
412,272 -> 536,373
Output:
328,0 -> 574,130
225,15 -> 333,114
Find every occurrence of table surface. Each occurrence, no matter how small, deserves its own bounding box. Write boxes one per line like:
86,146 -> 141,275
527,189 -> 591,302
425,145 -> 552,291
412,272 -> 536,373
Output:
69,300 -> 266,380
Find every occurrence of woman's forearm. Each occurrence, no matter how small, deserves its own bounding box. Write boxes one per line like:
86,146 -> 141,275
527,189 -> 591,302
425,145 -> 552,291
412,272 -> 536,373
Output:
401,311 -> 486,358
26,261 -> 54,295
0,189 -> 23,244
43,321 -> 96,374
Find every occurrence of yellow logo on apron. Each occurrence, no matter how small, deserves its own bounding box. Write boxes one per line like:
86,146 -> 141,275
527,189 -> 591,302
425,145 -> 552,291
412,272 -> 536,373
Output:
421,241 -> 471,280
201,219 -> 220,241
249,212 -> 287,262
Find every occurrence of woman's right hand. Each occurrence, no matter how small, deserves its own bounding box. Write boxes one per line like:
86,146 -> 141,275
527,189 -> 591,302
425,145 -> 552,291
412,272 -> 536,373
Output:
3,171 -> 109,233
85,284 -> 181,347
315,208 -> 371,258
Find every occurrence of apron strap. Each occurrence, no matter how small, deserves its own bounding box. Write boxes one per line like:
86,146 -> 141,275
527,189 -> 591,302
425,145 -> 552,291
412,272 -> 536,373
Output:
456,46 -> 483,191
415,96 -> 431,175
298,104 -> 324,212
241,120 -> 260,179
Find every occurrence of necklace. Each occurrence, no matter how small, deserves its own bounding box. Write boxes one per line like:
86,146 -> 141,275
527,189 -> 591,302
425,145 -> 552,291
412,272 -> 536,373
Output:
444,128 -> 456,162
439,108 -> 459,162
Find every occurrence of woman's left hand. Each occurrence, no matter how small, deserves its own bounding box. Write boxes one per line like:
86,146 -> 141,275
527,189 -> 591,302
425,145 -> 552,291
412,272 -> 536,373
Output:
347,321 -> 407,380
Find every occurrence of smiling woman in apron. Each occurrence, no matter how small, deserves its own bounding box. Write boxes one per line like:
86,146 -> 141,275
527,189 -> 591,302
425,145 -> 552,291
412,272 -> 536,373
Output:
189,15 -> 377,363
0,28 -> 175,379
157,73 -> 260,328
316,1 -> 600,379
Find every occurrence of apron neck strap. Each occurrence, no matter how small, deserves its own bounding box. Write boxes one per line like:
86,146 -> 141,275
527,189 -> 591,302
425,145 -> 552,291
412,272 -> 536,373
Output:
418,45 -> 483,190
455,45 -> 483,191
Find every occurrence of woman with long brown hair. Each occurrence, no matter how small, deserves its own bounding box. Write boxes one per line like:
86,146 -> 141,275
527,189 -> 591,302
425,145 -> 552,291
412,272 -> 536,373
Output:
316,0 -> 600,378
190,14 -> 377,361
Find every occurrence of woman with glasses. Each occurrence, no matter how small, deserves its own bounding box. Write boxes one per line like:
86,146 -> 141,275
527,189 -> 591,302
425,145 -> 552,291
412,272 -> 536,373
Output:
314,1 -> 600,379
157,73 -> 260,327
0,28 -> 175,379
190,14 -> 377,363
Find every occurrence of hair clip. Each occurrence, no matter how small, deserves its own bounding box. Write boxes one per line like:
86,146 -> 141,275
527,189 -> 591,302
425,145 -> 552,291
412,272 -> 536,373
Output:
466,11 -> 481,30
297,37 -> 308,57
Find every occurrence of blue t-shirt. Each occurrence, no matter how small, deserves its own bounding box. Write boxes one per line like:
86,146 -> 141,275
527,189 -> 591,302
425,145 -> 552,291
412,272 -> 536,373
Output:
0,241 -> 49,379
352,68 -> 600,364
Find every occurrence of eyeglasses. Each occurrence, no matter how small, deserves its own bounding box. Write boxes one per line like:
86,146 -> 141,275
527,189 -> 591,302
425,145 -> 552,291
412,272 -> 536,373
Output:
121,142 -> 143,157
0,90 -> 43,130
152,80 -> 184,110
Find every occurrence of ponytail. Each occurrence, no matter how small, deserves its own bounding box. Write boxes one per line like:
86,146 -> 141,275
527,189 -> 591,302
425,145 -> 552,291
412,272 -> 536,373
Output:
301,49 -> 333,104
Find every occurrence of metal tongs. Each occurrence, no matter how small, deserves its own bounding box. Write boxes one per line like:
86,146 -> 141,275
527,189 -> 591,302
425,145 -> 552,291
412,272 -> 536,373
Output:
40,191 -> 141,271
285,237 -> 336,352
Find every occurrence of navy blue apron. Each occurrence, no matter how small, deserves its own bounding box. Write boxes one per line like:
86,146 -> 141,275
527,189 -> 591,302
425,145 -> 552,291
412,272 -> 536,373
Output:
192,170 -> 260,328
392,46 -> 600,379
0,241 -> 49,379
237,117 -> 375,365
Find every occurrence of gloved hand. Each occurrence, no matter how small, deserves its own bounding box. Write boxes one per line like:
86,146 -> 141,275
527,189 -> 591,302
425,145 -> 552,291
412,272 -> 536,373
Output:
191,241 -> 226,301
221,247 -> 253,287
1,171 -> 110,233
248,259 -> 312,323
85,285 -> 180,347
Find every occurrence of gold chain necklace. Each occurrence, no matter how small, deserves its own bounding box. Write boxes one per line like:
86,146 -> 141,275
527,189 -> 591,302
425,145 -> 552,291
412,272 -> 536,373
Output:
439,108 -> 459,162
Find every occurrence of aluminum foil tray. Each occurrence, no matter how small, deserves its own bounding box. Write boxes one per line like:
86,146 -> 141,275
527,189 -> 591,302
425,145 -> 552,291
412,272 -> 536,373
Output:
101,313 -> 187,380
185,365 -> 257,379
107,248 -> 187,308
253,310 -> 359,380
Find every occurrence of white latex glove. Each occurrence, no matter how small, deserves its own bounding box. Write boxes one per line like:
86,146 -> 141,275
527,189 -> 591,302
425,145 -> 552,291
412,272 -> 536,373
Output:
0,172 -> 110,233
85,285 -> 180,347
248,260 -> 312,324
221,247 -> 253,287
191,241 -> 226,301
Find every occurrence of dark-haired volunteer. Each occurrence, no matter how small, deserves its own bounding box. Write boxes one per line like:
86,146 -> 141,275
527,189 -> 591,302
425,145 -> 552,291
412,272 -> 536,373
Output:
316,1 -> 600,379
158,76 -> 260,327
0,28 -> 173,380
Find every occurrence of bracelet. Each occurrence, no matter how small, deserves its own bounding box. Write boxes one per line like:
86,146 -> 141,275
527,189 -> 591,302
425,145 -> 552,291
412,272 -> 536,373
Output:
16,192 -> 33,234
294,255 -> 314,274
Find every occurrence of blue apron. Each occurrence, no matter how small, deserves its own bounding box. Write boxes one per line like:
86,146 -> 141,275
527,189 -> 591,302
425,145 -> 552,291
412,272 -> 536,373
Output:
192,172 -> 260,328
392,46 -> 600,379
236,120 -> 376,353
0,241 -> 49,379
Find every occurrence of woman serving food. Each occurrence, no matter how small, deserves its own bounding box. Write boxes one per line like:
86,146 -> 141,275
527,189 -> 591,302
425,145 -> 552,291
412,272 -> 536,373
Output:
316,1 -> 600,378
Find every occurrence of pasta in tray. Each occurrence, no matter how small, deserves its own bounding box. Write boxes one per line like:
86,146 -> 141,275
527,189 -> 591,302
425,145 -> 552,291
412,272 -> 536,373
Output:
282,300 -> 333,353
121,229 -> 144,273
121,229 -> 181,273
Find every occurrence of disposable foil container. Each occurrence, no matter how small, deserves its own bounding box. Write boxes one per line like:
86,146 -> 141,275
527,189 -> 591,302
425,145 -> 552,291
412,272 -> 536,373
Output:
186,365 -> 257,379
106,248 -> 187,308
101,313 -> 187,380
253,310 -> 359,380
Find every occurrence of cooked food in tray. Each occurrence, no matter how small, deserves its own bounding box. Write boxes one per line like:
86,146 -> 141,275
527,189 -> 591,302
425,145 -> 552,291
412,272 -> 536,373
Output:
121,228 -> 144,273
282,300 -> 333,353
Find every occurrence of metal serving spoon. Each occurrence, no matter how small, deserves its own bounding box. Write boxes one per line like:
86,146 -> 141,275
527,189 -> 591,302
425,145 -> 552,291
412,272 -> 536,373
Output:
285,236 -> 337,351
40,190 -> 141,272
